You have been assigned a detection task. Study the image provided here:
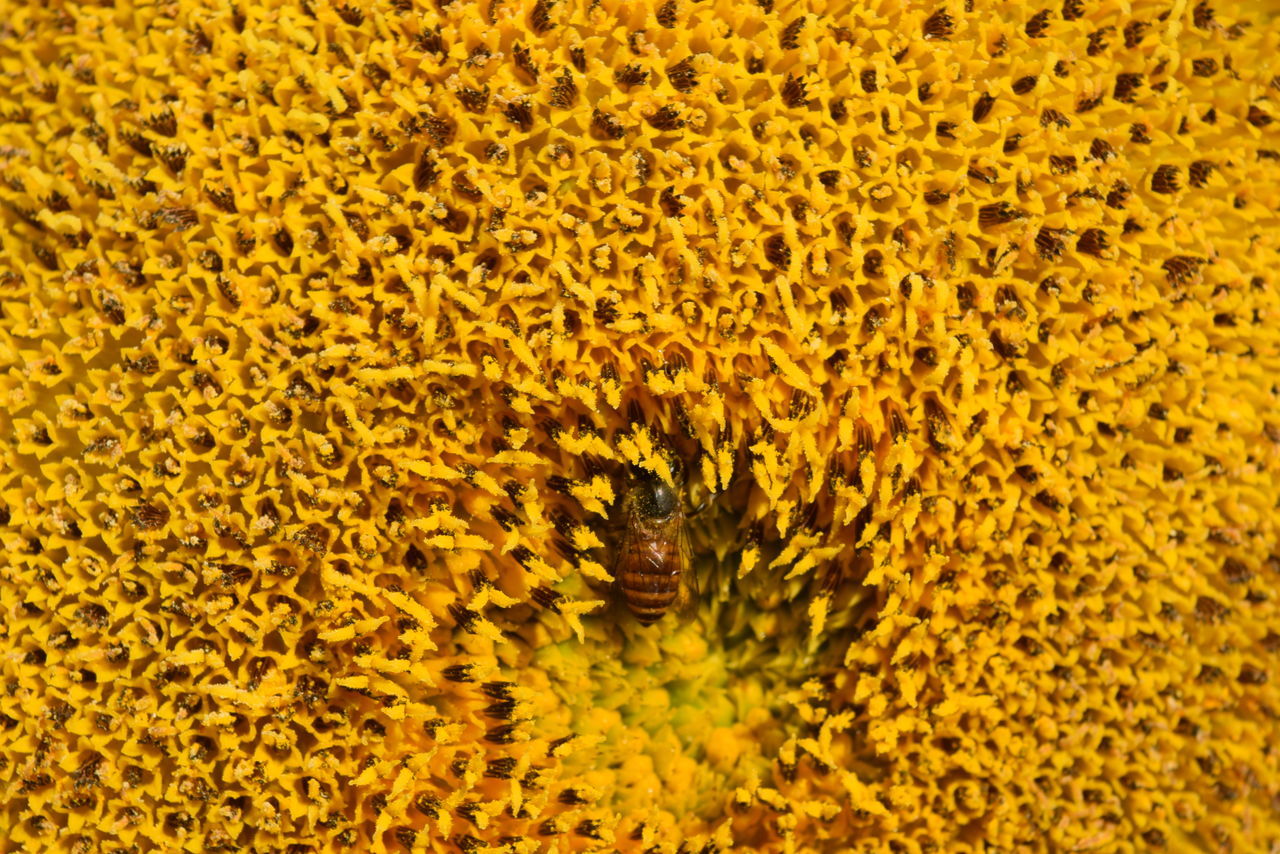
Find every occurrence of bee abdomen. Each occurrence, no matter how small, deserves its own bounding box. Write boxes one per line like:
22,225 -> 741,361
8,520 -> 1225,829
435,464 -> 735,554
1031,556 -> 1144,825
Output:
618,567 -> 680,624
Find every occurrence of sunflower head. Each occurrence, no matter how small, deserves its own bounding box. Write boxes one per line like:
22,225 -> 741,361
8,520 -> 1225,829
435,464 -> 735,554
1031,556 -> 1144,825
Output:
2,0 -> 1280,851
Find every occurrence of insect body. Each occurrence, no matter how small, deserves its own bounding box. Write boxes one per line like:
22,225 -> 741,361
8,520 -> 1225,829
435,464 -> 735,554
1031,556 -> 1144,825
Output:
614,471 -> 694,625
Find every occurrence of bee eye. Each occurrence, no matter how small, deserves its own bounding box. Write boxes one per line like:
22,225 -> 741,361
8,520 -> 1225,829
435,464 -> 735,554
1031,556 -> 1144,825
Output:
647,482 -> 677,517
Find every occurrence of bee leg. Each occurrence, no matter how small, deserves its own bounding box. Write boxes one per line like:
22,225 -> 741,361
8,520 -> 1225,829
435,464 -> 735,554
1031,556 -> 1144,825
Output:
686,465 -> 752,520
685,475 -> 716,519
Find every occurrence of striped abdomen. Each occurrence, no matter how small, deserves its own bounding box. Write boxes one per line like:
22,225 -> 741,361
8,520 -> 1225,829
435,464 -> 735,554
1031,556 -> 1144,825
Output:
616,532 -> 685,624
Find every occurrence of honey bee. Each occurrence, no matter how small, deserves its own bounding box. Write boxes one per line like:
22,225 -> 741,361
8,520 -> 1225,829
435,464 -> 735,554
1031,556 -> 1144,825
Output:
613,466 -> 697,625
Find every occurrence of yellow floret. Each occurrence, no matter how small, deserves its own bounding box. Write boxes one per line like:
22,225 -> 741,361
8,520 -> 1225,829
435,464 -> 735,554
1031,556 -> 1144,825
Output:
2,0 -> 1280,852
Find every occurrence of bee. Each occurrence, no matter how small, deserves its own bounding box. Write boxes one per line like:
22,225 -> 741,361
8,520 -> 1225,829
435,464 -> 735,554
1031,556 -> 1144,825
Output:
613,466 -> 696,625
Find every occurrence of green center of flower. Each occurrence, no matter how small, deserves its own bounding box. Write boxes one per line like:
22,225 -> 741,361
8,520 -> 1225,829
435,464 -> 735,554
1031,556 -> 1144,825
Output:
528,504 -> 873,829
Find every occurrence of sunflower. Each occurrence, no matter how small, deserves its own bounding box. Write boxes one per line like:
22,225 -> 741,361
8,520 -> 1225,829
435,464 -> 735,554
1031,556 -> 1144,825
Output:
1,0 -> 1279,851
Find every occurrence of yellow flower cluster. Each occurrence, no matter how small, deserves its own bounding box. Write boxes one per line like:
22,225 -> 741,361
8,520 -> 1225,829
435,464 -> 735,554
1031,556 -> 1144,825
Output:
3,0 -> 1280,850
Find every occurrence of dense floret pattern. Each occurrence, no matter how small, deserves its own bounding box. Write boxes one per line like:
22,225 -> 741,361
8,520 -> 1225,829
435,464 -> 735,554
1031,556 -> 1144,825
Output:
2,0 -> 1280,851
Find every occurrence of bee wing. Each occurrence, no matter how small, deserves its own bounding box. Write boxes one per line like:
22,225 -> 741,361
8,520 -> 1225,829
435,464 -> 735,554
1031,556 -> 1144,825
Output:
671,522 -> 701,623
606,515 -> 633,598
599,520 -> 635,626
605,492 -> 638,585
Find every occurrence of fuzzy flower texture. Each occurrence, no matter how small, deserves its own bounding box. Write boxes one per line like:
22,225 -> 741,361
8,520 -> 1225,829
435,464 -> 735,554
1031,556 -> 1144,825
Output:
2,0 -> 1280,851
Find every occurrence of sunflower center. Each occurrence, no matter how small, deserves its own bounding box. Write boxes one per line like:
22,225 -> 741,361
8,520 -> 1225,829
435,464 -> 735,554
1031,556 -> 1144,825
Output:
528,499 -> 874,834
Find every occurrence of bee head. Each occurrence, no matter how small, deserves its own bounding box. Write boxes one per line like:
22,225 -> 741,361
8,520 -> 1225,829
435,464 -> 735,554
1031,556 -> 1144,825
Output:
640,477 -> 678,518
625,464 -> 680,519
